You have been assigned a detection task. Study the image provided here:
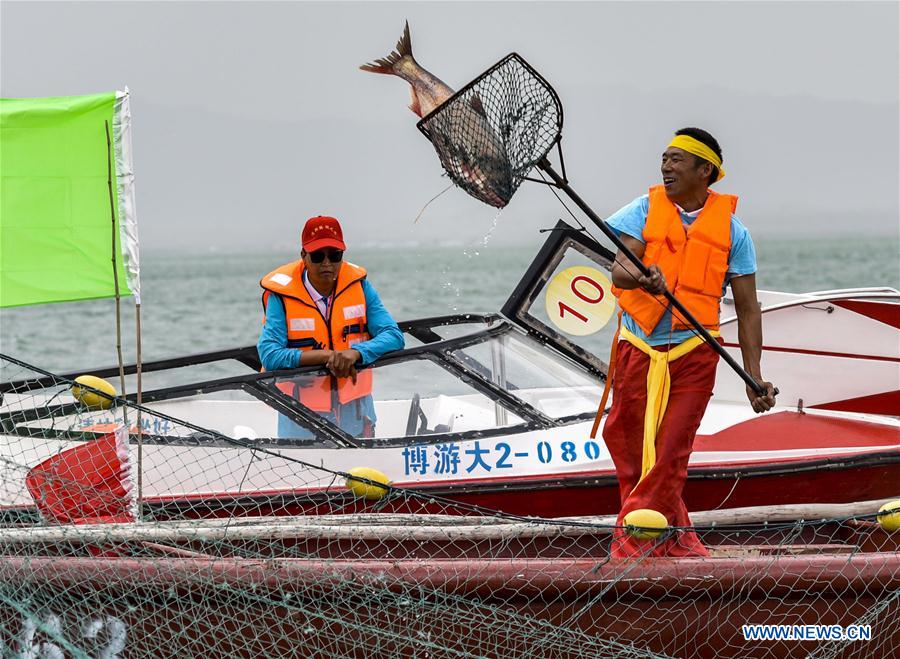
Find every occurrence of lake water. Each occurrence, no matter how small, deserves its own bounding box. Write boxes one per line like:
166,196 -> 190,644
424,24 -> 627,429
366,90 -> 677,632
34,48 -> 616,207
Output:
1,233 -> 898,375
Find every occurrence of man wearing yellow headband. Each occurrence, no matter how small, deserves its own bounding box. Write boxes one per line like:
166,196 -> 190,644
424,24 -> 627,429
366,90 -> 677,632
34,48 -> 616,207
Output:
602,127 -> 776,559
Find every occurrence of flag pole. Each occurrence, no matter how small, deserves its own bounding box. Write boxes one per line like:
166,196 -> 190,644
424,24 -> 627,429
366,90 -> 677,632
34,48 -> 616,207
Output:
135,299 -> 143,515
106,117 -> 144,519
105,120 -> 129,432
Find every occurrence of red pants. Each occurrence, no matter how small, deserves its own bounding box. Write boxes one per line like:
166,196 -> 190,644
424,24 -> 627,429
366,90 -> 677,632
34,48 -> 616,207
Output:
602,339 -> 719,558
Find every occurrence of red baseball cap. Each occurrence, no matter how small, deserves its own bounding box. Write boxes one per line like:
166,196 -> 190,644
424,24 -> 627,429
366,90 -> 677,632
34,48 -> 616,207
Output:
301,216 -> 346,252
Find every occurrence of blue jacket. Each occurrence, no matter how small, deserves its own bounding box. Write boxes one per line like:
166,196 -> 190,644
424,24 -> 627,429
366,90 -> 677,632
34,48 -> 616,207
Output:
257,277 -> 404,438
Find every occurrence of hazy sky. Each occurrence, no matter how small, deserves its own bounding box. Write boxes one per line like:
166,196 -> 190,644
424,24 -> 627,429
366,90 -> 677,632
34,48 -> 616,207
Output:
2,1 -> 898,250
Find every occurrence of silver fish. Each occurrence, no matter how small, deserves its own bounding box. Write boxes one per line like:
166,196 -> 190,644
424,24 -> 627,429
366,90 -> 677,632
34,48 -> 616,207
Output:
360,21 -> 455,119
361,22 -> 513,208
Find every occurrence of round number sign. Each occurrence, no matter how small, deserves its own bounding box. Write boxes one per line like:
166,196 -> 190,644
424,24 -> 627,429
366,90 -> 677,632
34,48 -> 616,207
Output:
544,266 -> 615,336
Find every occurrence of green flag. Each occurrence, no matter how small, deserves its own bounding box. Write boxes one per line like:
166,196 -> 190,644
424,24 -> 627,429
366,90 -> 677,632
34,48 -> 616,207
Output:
0,90 -> 140,308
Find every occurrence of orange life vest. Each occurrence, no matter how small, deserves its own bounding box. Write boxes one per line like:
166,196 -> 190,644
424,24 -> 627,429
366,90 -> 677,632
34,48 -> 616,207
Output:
260,260 -> 373,413
613,185 -> 736,335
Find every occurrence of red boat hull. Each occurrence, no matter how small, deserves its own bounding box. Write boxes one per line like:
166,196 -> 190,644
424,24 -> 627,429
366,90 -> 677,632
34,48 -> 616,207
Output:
131,450 -> 900,521
1,550 -> 897,658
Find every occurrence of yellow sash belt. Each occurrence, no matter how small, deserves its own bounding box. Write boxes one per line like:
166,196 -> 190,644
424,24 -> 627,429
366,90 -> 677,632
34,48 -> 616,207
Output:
619,326 -> 720,486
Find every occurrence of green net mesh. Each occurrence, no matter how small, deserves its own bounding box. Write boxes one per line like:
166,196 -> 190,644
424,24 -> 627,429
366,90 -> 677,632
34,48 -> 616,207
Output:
1,353 -> 898,658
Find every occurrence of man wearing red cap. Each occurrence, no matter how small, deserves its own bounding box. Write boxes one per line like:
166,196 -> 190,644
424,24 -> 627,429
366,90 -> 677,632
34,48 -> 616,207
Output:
258,216 -> 404,437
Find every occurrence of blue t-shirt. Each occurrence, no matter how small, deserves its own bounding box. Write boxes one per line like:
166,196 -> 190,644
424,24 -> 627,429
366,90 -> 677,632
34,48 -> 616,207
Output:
257,277 -> 404,437
606,194 -> 757,346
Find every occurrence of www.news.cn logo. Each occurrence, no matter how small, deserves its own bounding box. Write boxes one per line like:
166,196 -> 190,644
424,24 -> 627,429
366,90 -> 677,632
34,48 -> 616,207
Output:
742,624 -> 872,642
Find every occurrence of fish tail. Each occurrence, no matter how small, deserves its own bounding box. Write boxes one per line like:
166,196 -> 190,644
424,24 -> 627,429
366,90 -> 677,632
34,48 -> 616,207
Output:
360,20 -> 414,74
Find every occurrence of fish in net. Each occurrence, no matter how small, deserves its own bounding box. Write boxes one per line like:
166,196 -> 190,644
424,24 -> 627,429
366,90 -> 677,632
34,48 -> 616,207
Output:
417,54 -> 563,208
361,23 -> 562,209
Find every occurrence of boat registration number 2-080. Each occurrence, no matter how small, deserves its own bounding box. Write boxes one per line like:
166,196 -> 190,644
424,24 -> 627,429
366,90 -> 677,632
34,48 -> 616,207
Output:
401,439 -> 605,477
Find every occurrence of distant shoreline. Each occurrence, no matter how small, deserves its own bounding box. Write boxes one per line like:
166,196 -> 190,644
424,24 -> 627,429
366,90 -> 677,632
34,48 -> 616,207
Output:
139,232 -> 900,256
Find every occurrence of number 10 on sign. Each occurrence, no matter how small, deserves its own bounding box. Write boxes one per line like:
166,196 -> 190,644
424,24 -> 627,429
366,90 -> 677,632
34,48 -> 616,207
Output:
544,266 -> 615,336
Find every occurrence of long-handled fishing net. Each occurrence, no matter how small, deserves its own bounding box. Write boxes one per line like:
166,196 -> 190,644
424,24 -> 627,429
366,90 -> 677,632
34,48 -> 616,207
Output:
417,53 -> 768,396
416,54 -> 563,209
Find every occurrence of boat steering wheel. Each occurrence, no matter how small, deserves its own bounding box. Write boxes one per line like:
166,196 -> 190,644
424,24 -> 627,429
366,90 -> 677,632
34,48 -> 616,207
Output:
405,393 -> 429,436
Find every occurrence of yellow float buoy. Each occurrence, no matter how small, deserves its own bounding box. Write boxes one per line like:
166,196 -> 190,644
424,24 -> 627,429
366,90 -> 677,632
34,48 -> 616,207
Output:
623,508 -> 669,540
71,375 -> 117,410
345,467 -> 391,501
877,500 -> 900,532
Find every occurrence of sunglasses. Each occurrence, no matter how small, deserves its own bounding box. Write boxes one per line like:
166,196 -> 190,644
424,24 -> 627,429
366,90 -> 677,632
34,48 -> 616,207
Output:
309,249 -> 344,264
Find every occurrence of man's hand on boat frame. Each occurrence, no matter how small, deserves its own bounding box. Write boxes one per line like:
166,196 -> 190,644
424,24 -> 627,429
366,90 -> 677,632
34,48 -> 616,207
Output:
328,349 -> 361,383
747,380 -> 777,414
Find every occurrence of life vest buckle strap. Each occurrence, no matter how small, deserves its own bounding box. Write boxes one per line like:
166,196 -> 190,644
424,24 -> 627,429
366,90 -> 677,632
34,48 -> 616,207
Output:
287,338 -> 323,350
342,322 -> 368,339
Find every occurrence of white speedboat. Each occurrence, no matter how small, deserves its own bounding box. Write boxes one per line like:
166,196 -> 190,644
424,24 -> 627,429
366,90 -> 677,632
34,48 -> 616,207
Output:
1,223 -> 897,521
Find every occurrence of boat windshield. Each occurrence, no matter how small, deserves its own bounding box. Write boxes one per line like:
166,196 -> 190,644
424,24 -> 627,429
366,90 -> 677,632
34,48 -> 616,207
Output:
273,357 -> 525,440
501,221 -> 618,375
450,332 -> 603,419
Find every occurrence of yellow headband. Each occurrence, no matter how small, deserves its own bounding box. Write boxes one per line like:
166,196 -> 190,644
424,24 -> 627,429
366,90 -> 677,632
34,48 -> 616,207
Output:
668,135 -> 726,181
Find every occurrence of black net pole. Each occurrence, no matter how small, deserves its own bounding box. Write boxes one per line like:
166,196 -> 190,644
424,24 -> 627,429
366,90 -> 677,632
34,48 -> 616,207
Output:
537,159 -> 767,397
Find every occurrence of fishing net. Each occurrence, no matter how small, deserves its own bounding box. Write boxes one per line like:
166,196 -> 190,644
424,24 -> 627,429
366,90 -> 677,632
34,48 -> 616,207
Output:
1,353 -> 898,658
417,53 -> 563,209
